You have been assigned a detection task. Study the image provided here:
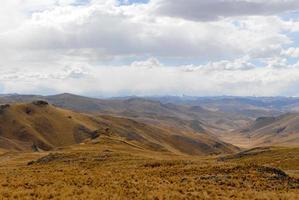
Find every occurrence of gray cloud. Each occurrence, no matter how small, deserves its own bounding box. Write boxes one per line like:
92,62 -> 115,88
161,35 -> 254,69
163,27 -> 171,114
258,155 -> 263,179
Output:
153,0 -> 299,21
0,4 -> 293,62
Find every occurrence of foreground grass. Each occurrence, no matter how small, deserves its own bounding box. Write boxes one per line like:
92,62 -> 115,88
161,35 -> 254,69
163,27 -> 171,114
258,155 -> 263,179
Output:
0,140 -> 298,200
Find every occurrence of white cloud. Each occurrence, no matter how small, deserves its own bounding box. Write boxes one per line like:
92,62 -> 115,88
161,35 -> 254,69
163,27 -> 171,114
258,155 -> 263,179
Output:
264,57 -> 289,68
283,47 -> 299,58
0,0 -> 298,96
131,57 -> 162,68
0,0 -> 79,32
1,57 -> 299,97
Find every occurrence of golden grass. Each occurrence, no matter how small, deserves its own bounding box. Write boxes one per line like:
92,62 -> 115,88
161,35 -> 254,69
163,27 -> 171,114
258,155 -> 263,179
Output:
0,138 -> 298,200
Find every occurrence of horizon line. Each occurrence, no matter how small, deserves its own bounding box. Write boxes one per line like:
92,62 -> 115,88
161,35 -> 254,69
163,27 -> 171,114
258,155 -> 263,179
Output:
1,92 -> 299,99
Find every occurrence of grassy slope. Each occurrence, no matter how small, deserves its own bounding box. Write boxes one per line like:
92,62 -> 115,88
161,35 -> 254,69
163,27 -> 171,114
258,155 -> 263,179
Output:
0,93 -> 252,132
219,146 -> 299,178
0,102 -> 238,155
218,114 -> 299,148
239,114 -> 299,147
0,102 -> 100,151
0,139 -> 298,199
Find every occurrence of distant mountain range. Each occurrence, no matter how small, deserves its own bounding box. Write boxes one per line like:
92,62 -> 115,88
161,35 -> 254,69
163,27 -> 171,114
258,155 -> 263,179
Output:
0,93 -> 279,129
10,93 -> 299,116
148,96 -> 299,115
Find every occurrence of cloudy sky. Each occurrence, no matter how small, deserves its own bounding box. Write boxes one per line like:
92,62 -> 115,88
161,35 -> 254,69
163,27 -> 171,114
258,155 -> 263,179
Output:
0,0 -> 299,97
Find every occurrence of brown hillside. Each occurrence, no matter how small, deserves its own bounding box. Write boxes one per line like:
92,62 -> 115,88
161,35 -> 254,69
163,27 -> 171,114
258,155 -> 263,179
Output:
0,94 -> 252,132
0,101 -> 100,151
0,102 -> 238,155
225,114 -> 299,147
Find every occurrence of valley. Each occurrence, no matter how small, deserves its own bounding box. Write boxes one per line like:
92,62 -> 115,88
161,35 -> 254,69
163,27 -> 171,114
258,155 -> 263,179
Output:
0,94 -> 299,199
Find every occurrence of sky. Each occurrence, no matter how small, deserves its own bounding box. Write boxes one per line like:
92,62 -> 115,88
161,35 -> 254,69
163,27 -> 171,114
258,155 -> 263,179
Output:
0,0 -> 299,97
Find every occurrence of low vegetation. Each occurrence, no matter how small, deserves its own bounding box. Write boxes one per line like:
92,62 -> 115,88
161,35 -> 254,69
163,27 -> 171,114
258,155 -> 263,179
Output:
0,138 -> 298,199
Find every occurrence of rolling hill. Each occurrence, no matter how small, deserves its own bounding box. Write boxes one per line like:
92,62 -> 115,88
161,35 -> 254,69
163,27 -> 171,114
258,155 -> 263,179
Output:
238,114 -> 299,147
3,93 -> 299,149
0,93 -> 252,132
0,101 -> 101,151
0,101 -> 238,155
